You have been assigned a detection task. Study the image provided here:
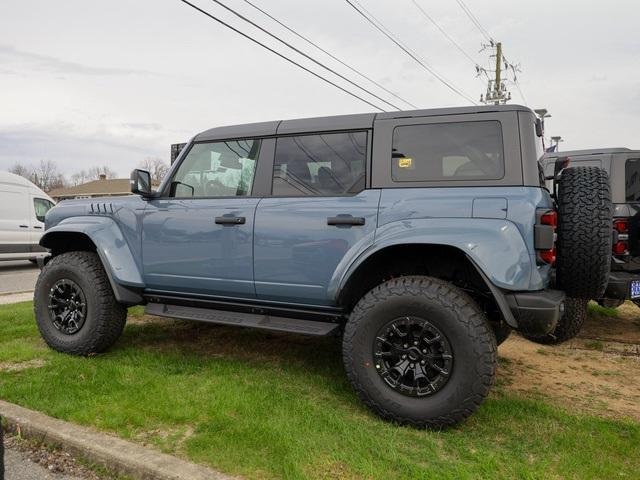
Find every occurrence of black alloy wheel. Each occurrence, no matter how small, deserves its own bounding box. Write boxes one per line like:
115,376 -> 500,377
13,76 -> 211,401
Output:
373,316 -> 453,397
48,278 -> 87,335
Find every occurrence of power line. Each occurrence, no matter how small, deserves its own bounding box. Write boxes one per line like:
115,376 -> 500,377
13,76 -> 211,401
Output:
241,0 -> 418,109
206,0 -> 402,111
177,0 -> 386,111
410,0 -> 478,67
344,0 -> 477,104
454,0 -> 493,44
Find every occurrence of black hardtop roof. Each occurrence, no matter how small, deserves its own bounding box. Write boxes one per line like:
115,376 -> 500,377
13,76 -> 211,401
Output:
194,104 -> 533,142
543,148 -> 639,159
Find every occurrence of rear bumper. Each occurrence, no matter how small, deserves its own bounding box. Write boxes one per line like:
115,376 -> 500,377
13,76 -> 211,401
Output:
602,271 -> 639,300
505,289 -> 565,336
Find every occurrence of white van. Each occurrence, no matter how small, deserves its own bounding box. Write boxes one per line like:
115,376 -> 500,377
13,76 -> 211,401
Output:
0,171 -> 55,262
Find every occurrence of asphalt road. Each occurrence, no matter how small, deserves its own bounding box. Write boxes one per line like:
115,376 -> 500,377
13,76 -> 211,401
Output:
0,261 -> 39,295
3,447 -> 87,480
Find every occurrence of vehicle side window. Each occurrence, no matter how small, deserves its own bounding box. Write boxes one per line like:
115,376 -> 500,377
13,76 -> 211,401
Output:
391,121 -> 504,182
272,131 -> 367,196
626,158 -> 640,201
169,139 -> 260,198
33,198 -> 54,223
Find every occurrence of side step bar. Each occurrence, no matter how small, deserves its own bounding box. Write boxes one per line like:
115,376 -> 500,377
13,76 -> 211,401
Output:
145,303 -> 341,336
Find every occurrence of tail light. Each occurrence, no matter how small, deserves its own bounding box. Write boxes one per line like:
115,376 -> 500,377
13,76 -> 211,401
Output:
536,209 -> 557,265
613,218 -> 629,256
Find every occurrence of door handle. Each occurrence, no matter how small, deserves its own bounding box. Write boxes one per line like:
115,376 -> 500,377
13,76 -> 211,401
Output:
33,226 -> 43,229
327,215 -> 366,226
19,225 -> 28,228
215,216 -> 246,225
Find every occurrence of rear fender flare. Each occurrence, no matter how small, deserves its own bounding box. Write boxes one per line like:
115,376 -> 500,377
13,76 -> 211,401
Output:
330,217 -> 532,303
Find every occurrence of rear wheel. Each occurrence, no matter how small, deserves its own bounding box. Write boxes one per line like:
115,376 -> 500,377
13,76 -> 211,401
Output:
555,167 -> 612,299
342,276 -> 496,428
523,297 -> 587,345
34,251 -> 127,355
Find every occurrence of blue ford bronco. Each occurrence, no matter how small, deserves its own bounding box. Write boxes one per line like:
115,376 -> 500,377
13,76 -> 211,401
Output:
35,105 -> 612,428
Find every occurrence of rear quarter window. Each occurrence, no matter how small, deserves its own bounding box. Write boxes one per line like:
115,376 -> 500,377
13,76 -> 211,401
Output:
391,121 -> 504,182
625,158 -> 640,201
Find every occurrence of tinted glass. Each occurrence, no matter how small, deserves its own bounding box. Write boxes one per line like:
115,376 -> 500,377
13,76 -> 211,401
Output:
625,158 -> 640,201
170,139 -> 260,197
272,132 -> 367,196
392,121 -> 504,182
33,198 -> 54,222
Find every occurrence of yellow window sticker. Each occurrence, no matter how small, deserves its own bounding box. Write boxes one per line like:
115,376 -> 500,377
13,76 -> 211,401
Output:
398,157 -> 413,168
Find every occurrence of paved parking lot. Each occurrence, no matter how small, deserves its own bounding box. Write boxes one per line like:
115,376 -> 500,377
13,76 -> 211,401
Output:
0,261 -> 39,295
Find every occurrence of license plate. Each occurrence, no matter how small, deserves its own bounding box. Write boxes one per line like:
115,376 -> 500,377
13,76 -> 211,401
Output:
631,280 -> 640,299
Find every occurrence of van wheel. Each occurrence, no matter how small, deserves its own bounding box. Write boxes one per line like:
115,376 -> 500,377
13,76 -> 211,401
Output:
342,276 -> 496,428
522,297 -> 587,345
34,251 -> 127,355
555,167 -> 612,299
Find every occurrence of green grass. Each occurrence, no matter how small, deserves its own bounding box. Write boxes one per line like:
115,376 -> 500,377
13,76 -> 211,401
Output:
1,302 -> 639,479
587,301 -> 619,319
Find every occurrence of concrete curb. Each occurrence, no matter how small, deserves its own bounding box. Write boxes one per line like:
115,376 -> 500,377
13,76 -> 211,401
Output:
0,400 -> 236,480
0,292 -> 33,305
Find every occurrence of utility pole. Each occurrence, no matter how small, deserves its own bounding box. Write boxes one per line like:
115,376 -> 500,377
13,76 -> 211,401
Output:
479,41 -> 512,105
494,42 -> 502,104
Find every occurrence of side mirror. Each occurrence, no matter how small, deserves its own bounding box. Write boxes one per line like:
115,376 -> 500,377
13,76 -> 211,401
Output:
130,169 -> 152,197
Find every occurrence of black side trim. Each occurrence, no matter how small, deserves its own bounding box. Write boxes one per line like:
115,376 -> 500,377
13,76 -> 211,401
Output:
0,244 -> 32,254
146,303 -> 340,336
143,291 -> 346,323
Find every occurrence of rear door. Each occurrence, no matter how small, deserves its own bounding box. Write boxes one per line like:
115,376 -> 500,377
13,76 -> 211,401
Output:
0,187 -> 30,258
142,137 -> 270,298
253,131 -> 380,306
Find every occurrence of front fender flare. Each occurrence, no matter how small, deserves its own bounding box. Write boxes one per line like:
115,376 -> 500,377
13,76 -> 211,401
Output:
40,216 -> 144,304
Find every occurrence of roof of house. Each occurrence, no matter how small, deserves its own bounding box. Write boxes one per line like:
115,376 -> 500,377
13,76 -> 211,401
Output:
48,178 -> 132,198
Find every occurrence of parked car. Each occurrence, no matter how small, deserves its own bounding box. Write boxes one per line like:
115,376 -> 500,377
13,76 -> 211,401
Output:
542,148 -> 640,310
0,171 -> 54,263
34,105 -> 612,428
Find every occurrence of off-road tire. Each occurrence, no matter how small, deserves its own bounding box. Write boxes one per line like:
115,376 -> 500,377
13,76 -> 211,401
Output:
342,276 -> 496,429
555,167 -> 612,299
34,251 -> 127,355
522,297 -> 587,345
491,322 -> 512,346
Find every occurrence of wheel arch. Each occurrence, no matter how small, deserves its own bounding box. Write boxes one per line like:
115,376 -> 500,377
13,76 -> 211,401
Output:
335,243 -> 518,328
40,217 -> 144,305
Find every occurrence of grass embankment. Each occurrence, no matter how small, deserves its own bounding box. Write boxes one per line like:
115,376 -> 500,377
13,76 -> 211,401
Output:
0,302 -> 638,479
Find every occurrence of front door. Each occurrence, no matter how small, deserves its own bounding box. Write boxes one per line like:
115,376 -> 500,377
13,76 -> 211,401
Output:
142,138 -> 263,298
253,131 -> 379,306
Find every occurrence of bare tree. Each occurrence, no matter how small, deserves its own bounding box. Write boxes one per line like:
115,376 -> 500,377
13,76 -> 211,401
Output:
31,160 -> 66,192
9,163 -> 31,178
139,157 -> 169,183
87,165 -> 116,180
70,170 -> 90,186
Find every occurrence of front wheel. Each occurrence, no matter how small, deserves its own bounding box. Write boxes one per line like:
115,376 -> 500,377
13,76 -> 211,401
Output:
34,251 -> 127,355
342,276 -> 496,428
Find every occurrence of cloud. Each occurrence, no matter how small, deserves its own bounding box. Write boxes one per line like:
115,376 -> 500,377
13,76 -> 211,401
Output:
0,45 -> 161,77
0,124 -> 166,176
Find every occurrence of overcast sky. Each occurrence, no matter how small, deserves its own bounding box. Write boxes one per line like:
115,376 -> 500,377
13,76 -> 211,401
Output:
1,0 -> 639,177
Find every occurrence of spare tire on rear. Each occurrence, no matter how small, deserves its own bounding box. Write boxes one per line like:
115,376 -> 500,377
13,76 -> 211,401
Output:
555,166 -> 612,299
